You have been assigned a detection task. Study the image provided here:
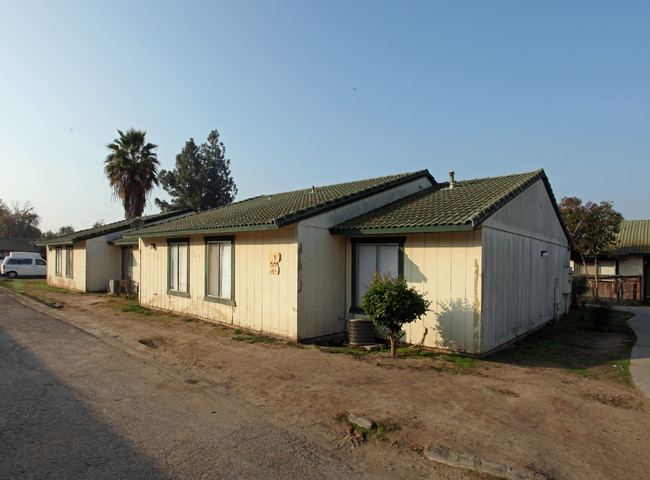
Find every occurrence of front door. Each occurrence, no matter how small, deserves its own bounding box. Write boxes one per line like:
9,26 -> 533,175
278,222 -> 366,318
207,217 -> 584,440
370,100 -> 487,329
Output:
121,247 -> 133,280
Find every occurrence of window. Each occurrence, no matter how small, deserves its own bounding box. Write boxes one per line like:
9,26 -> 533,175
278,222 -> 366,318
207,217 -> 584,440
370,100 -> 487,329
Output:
168,240 -> 189,295
65,246 -> 73,277
55,247 -> 62,276
205,236 -> 234,305
351,238 -> 404,310
36,259 -> 46,266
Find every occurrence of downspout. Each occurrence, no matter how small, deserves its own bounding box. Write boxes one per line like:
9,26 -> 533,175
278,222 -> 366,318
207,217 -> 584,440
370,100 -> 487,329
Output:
344,237 -> 348,328
138,239 -> 142,303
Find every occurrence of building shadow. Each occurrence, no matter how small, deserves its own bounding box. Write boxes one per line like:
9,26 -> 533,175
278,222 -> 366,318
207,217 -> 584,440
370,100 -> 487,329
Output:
434,298 -> 478,353
0,323 -> 169,479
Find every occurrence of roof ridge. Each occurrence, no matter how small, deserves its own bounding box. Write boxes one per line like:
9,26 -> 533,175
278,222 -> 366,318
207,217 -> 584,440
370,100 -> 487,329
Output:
271,170 -> 432,227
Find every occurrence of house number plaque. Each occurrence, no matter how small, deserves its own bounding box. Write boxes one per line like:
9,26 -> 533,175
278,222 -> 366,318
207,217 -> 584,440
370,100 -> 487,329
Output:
270,252 -> 281,275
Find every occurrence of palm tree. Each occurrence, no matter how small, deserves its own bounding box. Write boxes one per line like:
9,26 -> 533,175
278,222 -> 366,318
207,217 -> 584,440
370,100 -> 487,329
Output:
105,129 -> 160,219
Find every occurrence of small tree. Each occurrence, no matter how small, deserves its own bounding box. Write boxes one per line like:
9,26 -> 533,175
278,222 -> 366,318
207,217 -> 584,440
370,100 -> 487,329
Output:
361,272 -> 430,357
559,197 -> 623,299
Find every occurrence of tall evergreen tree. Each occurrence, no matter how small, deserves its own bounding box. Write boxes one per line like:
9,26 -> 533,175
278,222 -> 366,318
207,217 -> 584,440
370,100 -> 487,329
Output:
155,129 -> 237,212
105,129 -> 160,219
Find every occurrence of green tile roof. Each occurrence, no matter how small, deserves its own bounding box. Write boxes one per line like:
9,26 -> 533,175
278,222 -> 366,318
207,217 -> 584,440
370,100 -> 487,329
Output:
128,170 -> 433,238
331,169 -> 564,234
38,209 -> 193,246
617,220 -> 650,255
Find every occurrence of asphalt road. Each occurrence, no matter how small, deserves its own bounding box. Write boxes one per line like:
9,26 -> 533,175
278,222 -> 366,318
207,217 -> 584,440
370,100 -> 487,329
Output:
0,290 -> 405,479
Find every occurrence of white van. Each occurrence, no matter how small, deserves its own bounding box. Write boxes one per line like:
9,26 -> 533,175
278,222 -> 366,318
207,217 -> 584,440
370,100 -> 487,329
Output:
1,252 -> 47,278
8,251 -> 42,259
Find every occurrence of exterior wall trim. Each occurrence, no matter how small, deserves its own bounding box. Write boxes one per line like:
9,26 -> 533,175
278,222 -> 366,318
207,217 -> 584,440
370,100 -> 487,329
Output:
349,236 -> 406,314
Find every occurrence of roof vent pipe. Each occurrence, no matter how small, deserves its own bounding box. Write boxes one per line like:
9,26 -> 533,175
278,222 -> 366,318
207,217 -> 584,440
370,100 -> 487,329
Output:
449,171 -> 455,189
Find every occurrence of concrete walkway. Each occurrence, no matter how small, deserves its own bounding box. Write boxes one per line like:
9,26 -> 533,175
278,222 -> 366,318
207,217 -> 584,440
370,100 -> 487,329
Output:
614,306 -> 650,398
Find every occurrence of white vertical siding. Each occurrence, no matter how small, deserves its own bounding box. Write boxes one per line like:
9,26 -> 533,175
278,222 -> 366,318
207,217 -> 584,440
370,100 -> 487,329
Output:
138,227 -> 300,338
293,177 -> 431,341
130,246 -> 140,284
85,236 -> 122,292
296,224 -> 347,340
345,231 -> 483,353
402,231 -> 483,353
481,179 -> 570,353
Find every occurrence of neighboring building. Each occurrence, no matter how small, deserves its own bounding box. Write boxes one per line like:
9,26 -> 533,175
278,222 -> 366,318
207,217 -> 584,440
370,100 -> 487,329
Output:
0,237 -> 42,259
38,211 -> 192,292
573,219 -> 650,301
124,169 -> 571,355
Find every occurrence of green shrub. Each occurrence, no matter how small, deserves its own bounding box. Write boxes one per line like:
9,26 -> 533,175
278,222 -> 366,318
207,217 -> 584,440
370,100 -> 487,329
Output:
589,301 -> 612,331
360,272 -> 430,357
571,274 -> 590,308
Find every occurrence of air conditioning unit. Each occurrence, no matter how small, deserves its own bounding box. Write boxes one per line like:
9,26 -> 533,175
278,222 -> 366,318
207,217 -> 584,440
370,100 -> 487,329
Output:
108,279 -> 120,294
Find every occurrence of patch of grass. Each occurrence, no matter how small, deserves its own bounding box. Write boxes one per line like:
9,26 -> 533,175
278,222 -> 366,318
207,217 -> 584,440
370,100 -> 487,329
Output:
0,278 -> 69,308
488,308 -> 636,384
320,344 -> 481,374
452,355 -> 479,368
319,346 -> 371,357
609,357 -> 633,386
393,347 -> 438,359
572,369 -> 600,379
181,317 -> 195,323
121,301 -> 154,316
232,332 -> 280,344
0,278 -> 29,294
30,282 -> 71,294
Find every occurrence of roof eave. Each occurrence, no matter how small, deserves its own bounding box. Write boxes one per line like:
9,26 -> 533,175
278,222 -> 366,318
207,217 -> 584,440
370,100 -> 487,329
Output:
124,222 -> 282,239
330,223 -> 475,235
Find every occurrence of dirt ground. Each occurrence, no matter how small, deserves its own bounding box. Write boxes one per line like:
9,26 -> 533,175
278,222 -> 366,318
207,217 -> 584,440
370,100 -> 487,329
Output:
8,287 -> 650,480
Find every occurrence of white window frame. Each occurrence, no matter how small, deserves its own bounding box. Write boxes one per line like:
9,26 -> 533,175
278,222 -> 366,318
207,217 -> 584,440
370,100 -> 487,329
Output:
351,237 -> 404,311
168,239 -> 190,296
55,247 -> 62,276
205,236 -> 235,306
65,246 -> 73,278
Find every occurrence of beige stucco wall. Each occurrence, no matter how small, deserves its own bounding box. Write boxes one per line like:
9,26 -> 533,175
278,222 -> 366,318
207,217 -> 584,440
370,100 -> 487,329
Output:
46,243 -> 87,292
480,179 -> 571,353
138,226 -> 300,338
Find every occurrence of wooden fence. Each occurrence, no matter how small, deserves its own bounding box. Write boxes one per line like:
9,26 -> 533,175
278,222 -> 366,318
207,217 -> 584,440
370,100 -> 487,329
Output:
580,275 -> 643,303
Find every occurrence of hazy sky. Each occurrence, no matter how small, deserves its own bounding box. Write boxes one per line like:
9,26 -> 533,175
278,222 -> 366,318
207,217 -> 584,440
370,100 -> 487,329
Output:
2,1 -> 648,232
